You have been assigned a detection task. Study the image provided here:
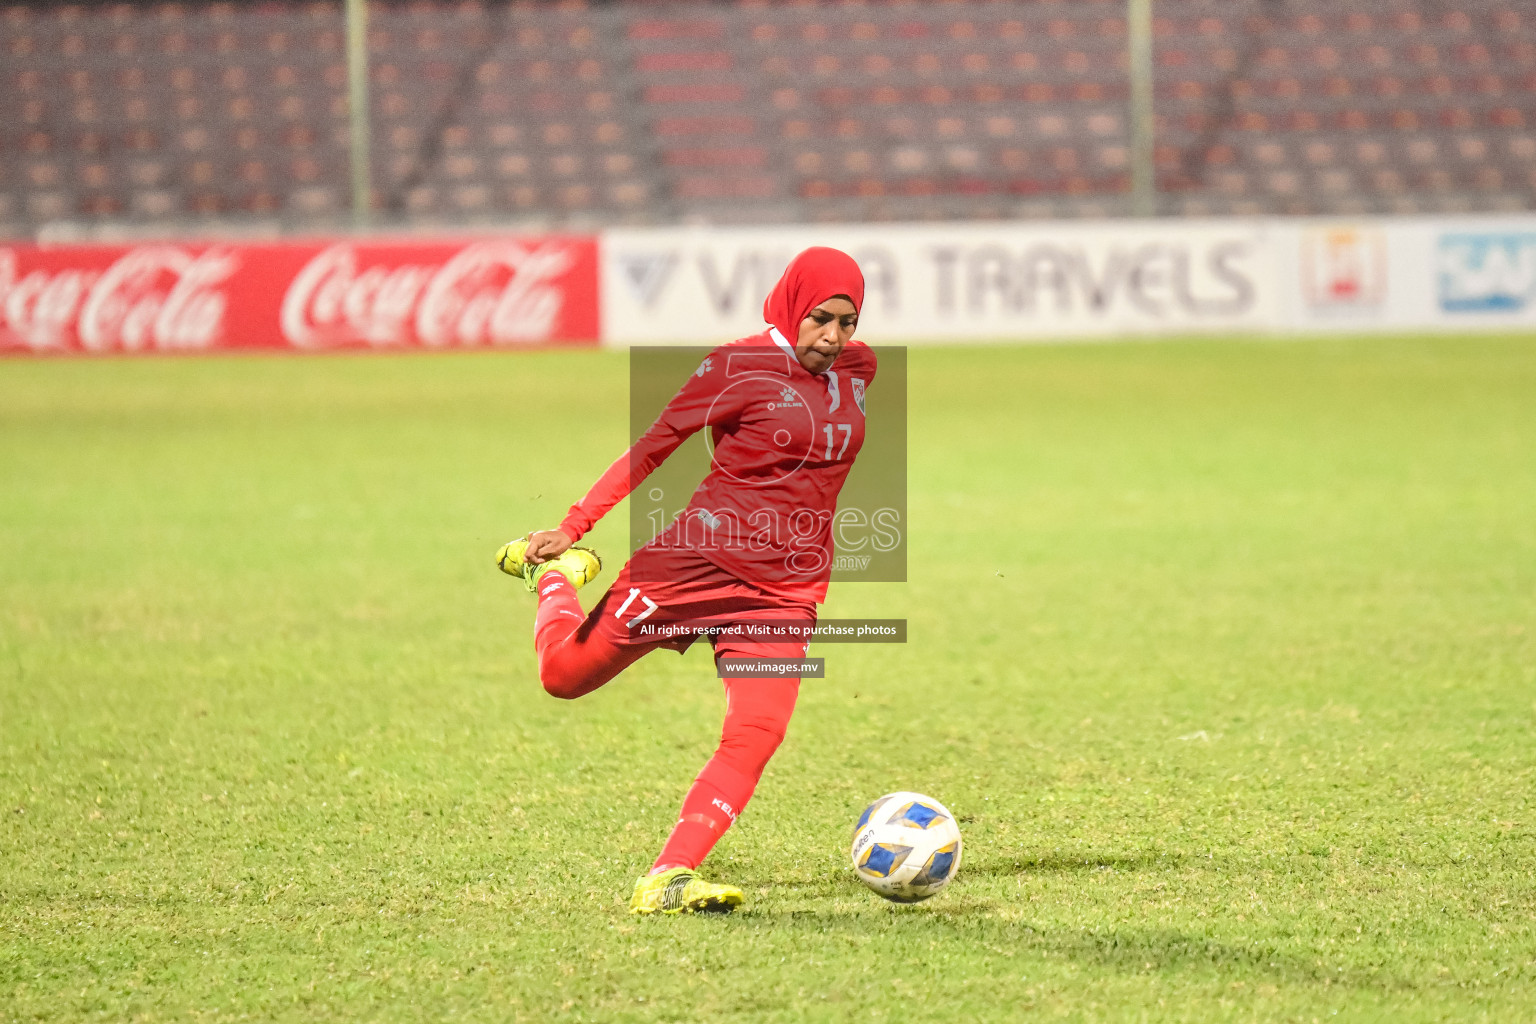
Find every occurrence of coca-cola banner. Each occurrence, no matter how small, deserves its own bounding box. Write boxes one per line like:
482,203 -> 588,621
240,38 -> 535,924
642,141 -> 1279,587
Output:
0,237 -> 599,355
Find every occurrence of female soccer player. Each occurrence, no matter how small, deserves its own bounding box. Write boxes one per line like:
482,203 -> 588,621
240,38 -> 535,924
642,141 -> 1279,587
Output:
496,246 -> 876,914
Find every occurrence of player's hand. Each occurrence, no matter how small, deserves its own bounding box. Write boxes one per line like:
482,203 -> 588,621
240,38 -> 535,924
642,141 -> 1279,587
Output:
523,529 -> 573,564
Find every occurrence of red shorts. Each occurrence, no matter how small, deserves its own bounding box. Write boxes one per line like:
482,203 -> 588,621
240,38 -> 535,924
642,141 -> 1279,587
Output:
583,543 -> 817,662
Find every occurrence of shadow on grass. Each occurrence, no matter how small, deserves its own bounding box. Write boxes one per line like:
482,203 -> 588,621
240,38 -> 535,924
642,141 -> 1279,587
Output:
728,850 -> 1179,892
967,850 -> 1182,876
990,922 -> 1411,993
735,898 -> 1413,993
721,851 -> 1412,993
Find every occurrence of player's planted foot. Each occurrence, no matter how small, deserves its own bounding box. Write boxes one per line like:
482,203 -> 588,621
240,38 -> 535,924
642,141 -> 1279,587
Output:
629,868 -> 744,915
495,537 -> 602,593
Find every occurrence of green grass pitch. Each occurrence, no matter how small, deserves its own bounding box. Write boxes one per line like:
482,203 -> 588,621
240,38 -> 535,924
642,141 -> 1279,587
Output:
2,336 -> 1534,1022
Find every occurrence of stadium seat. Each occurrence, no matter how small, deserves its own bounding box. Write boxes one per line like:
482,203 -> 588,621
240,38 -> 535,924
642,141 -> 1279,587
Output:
1,0 -> 1533,232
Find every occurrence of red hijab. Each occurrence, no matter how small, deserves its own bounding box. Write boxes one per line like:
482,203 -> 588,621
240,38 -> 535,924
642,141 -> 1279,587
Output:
762,247 -> 865,343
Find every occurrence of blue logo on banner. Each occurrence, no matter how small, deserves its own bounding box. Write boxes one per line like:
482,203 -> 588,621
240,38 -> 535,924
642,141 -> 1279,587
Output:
1438,234 -> 1536,313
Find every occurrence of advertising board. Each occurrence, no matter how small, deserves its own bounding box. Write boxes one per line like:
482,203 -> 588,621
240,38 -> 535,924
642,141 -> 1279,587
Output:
602,221 -> 1277,345
0,237 -> 600,354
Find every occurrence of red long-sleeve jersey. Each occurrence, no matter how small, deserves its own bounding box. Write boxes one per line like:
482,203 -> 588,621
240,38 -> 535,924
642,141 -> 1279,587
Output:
559,330 -> 878,603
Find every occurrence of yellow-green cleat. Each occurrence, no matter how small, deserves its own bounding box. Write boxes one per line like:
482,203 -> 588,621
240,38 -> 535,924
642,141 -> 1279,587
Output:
629,868 -> 744,916
495,537 -> 602,593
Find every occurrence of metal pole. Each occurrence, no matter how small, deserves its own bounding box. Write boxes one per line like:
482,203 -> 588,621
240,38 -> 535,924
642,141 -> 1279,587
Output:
1127,0 -> 1156,216
346,0 -> 372,228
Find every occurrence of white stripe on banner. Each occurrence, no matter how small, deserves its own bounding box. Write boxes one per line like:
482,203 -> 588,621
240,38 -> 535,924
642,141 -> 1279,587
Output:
598,215 -> 1536,346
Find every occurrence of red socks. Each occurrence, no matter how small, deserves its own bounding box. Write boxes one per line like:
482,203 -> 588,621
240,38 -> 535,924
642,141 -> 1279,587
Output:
531,570 -> 646,700
651,757 -> 757,873
532,570 -> 584,654
650,677 -> 800,873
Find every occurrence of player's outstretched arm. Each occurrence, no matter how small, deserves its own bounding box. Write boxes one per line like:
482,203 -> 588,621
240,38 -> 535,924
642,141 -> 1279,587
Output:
525,351 -> 743,564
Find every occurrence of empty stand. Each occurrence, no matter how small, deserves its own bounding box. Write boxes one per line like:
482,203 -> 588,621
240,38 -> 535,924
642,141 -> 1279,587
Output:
0,0 -> 1532,236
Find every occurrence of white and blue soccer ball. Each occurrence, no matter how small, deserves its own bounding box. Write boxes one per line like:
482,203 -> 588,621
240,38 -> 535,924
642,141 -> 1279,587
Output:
849,791 -> 962,903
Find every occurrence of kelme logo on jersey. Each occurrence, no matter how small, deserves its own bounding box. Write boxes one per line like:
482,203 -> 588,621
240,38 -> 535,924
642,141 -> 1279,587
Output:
769,385 -> 804,410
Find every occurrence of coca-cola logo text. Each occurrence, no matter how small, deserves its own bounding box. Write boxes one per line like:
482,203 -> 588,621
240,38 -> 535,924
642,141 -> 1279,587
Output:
280,241 -> 577,349
0,247 -> 235,352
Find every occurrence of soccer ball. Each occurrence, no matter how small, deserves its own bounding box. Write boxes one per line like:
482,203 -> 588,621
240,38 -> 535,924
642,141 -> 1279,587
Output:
849,791 -> 962,903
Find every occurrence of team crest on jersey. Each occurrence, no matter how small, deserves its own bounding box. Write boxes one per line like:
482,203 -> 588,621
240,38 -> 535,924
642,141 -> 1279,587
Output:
852,377 -> 867,415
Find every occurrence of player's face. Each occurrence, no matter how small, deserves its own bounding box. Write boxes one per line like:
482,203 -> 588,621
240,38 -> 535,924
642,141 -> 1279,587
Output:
795,296 -> 858,375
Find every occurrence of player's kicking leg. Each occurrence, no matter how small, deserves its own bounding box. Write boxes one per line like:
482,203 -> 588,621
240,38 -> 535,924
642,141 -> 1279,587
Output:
497,536 -> 653,702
